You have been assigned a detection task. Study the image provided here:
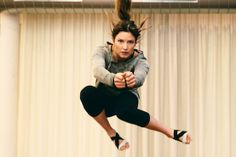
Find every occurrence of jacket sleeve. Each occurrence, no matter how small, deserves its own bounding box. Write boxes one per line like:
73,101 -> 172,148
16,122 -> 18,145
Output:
133,57 -> 149,88
92,47 -> 115,87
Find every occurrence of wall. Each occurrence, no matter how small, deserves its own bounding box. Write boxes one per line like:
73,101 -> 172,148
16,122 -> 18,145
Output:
0,12 -> 19,157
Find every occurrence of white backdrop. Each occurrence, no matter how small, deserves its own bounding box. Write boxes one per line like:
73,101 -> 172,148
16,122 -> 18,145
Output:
1,11 -> 235,157
0,12 -> 19,157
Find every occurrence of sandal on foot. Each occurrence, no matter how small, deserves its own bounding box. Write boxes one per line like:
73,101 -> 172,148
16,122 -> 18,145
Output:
110,133 -> 128,151
173,130 -> 189,143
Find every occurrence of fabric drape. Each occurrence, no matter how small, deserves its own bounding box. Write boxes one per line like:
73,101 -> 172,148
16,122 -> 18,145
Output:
17,12 -> 236,157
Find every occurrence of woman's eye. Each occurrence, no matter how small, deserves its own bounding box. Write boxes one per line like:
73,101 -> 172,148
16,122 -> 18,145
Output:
118,40 -> 123,43
128,41 -> 135,44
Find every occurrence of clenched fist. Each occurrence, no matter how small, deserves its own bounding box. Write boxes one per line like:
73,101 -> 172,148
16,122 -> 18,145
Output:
123,71 -> 136,88
114,71 -> 136,88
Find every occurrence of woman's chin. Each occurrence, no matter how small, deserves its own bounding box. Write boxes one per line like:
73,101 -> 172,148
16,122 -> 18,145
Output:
119,57 -> 129,61
120,55 -> 131,60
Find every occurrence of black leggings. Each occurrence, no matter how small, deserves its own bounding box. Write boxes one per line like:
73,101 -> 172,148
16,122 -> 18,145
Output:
80,85 -> 150,127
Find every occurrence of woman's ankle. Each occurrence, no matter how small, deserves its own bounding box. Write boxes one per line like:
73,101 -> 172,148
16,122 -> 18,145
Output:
107,129 -> 116,137
166,129 -> 174,138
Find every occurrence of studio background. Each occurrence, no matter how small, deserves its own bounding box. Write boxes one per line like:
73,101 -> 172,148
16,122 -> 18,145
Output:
0,9 -> 236,157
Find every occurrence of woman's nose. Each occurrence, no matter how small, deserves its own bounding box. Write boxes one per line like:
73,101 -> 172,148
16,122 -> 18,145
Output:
122,43 -> 128,50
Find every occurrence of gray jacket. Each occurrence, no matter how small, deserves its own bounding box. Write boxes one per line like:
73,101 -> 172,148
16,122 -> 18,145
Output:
92,42 -> 149,98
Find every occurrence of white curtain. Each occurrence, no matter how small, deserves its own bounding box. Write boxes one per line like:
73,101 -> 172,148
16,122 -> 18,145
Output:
0,12 -> 19,157
17,12 -> 236,157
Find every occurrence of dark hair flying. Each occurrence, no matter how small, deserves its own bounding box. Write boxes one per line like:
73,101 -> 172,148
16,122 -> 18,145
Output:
112,0 -> 147,42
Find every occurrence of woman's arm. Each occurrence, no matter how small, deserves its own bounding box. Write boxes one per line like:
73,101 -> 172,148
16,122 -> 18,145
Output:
92,47 -> 115,87
133,57 -> 149,88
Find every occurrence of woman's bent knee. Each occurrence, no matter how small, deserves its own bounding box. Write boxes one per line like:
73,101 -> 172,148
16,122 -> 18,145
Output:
80,86 -> 103,117
80,86 -> 96,101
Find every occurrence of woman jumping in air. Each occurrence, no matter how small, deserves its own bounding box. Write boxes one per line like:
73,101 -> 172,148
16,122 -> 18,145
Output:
80,0 -> 192,151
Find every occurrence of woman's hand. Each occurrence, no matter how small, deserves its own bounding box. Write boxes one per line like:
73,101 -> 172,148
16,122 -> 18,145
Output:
114,72 -> 136,88
114,73 -> 126,88
123,71 -> 136,88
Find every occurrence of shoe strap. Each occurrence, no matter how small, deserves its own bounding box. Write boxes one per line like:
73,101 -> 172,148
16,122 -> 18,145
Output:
173,130 -> 187,142
111,133 -> 124,149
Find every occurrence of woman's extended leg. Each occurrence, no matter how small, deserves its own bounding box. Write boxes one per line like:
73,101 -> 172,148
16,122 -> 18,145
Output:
145,115 -> 173,138
145,115 -> 192,144
113,92 -> 192,144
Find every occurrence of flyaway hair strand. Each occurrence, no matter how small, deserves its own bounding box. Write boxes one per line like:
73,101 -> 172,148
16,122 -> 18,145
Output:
115,0 -> 132,21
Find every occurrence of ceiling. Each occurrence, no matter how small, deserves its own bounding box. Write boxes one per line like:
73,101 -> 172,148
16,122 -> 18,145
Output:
1,0 -> 236,12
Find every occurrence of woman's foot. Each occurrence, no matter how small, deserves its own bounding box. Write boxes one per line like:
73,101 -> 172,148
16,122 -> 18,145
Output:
109,132 -> 129,151
173,130 -> 192,144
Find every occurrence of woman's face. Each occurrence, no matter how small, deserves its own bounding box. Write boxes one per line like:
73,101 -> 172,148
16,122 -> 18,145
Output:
112,31 -> 136,61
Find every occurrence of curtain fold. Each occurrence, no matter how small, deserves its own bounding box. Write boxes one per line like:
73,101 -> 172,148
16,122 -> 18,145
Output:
17,12 -> 236,157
